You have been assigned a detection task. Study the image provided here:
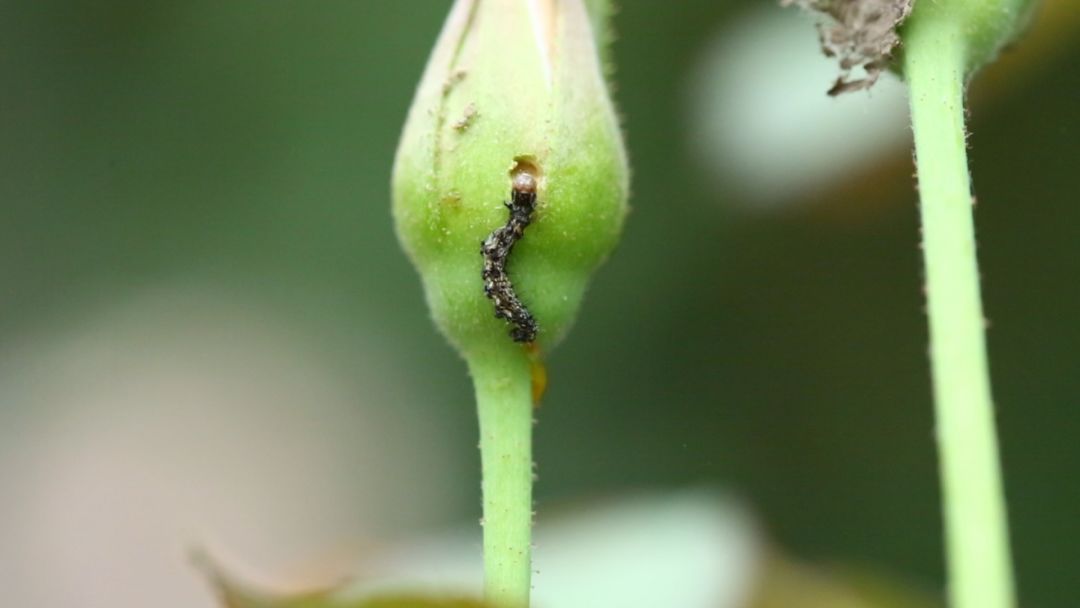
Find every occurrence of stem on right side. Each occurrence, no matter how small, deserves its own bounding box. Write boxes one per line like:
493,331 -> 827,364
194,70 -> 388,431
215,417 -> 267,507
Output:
905,15 -> 1016,608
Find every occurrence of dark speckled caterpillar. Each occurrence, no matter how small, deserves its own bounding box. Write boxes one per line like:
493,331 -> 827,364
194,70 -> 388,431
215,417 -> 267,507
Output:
481,172 -> 539,343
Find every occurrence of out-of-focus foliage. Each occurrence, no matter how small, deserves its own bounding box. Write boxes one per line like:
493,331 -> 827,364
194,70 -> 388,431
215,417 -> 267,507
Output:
213,582 -> 486,608
748,557 -> 941,608
205,491 -> 936,608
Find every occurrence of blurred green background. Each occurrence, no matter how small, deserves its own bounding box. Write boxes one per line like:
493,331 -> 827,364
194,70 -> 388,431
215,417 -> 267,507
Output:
1,1 -> 1078,607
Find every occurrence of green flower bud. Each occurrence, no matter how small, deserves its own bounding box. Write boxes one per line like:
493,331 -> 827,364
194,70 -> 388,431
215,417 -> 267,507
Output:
392,0 -> 629,360
900,0 -> 1039,77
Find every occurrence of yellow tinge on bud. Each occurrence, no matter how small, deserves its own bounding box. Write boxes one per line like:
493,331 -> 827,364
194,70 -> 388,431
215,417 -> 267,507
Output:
392,0 -> 629,359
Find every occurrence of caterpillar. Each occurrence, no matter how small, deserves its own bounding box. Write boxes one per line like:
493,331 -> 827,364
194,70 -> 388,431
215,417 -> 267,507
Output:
481,172 -> 539,343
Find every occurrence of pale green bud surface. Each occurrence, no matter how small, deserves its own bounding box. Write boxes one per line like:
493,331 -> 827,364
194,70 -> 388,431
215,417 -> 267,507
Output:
392,0 -> 629,360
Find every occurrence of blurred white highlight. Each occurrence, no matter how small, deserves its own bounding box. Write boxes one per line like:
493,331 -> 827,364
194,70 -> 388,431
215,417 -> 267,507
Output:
342,490 -> 761,608
686,6 -> 911,209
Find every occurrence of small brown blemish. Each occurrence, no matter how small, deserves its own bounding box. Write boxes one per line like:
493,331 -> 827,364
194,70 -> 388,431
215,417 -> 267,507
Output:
441,190 -> 462,207
441,69 -> 467,96
452,103 -> 479,132
529,355 -> 547,408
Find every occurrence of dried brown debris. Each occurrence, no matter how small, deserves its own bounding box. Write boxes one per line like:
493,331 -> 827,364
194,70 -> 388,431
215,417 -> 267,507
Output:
782,0 -> 915,95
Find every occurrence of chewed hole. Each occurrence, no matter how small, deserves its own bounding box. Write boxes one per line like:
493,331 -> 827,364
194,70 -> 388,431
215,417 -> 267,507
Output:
510,157 -> 542,190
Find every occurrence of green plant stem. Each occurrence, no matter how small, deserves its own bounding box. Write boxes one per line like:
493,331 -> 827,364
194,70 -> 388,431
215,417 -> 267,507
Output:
905,16 -> 1016,608
468,348 -> 534,608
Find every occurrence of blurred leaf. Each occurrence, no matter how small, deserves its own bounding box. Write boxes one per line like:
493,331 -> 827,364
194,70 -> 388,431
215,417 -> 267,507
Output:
220,590 -> 486,608
749,552 -> 942,608
200,491 -> 759,608
350,600 -> 486,608
202,557 -> 486,608
199,552 -> 490,608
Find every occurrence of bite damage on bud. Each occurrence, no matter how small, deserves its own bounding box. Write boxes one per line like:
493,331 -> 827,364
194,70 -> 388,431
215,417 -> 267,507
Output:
392,0 -> 629,359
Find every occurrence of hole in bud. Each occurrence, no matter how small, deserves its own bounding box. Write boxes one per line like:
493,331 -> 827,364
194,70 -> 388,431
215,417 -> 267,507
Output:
510,157 -> 542,193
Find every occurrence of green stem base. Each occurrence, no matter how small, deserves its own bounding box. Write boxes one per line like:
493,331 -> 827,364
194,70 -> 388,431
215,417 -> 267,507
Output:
468,348 -> 534,608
